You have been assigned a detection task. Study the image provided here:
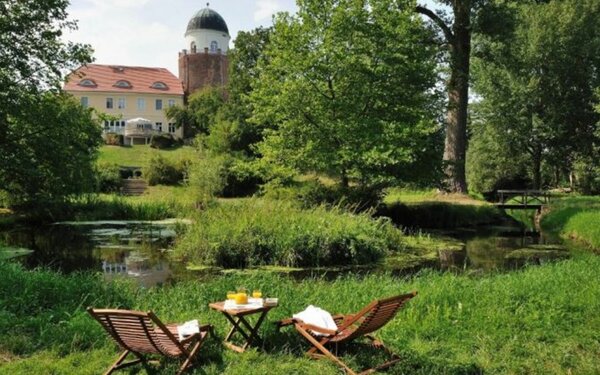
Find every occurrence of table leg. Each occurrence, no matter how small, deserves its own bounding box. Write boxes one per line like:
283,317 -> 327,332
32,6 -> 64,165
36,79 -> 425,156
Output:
241,310 -> 268,350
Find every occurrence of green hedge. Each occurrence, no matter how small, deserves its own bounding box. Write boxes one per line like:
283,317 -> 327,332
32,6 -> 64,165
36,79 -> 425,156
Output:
175,199 -> 404,268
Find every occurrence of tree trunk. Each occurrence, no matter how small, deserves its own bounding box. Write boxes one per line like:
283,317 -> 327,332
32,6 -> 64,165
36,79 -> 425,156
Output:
443,0 -> 471,193
532,147 -> 542,190
415,1 -> 472,194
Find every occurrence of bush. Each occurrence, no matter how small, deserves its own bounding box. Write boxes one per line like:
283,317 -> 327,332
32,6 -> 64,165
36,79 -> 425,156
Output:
104,133 -> 123,146
174,199 -> 404,268
262,180 -> 383,211
150,134 -> 175,149
143,155 -> 184,186
95,162 -> 122,193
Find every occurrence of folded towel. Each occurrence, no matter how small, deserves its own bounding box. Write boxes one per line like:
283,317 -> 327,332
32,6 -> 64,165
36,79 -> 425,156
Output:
293,305 -> 337,336
177,319 -> 199,341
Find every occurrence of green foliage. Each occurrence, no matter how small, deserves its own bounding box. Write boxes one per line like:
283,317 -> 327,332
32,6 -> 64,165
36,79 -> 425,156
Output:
470,0 -> 600,191
143,155 -> 186,186
4,251 -> 600,374
103,133 -> 123,146
175,199 -> 403,268
541,196 -> 600,250
0,0 -> 96,207
166,87 -> 225,135
95,162 -> 122,193
150,134 -> 176,149
98,144 -> 197,169
251,0 -> 441,189
1,94 -> 102,207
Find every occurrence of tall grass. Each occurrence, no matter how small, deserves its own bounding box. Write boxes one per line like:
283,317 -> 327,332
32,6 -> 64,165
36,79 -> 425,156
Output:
541,196 -> 600,250
2,251 -> 600,374
175,199 -> 404,268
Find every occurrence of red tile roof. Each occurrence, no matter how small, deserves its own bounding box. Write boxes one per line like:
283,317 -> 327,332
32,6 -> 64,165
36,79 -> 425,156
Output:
64,64 -> 184,95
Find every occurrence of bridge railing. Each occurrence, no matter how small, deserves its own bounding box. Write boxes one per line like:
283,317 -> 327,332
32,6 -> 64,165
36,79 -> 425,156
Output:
496,190 -> 550,207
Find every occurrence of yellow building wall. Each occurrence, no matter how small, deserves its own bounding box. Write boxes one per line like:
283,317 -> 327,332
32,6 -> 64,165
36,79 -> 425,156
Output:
67,91 -> 185,139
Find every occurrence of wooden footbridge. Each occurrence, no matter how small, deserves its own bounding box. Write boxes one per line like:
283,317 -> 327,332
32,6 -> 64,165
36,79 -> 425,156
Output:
495,190 -> 550,210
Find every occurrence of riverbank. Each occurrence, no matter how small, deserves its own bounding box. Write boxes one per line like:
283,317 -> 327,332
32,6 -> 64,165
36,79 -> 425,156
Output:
541,196 -> 600,250
2,248 -> 599,374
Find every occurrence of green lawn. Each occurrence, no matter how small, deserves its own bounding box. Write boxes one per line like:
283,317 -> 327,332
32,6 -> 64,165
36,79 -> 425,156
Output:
2,249 -> 600,374
98,145 -> 198,168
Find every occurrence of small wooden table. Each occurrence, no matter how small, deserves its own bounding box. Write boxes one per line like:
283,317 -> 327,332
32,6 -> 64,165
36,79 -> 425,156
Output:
209,301 -> 277,352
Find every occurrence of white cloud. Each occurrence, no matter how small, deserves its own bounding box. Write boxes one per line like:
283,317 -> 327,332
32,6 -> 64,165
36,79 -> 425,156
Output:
254,0 -> 281,22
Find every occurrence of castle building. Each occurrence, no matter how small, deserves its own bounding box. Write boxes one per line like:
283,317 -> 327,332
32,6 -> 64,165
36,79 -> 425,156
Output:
64,5 -> 230,143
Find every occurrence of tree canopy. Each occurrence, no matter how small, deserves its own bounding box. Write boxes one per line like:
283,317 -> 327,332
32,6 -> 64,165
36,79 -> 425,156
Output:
0,0 -> 100,206
251,0 -> 442,189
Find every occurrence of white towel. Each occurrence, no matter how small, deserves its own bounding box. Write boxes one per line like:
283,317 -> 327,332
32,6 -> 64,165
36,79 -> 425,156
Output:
293,305 -> 337,336
177,319 -> 199,341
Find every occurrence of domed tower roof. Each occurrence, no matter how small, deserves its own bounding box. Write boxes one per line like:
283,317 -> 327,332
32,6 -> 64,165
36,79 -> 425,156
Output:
186,6 -> 229,35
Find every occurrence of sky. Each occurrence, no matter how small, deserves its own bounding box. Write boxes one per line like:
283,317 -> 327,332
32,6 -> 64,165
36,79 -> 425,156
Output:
65,0 -> 440,76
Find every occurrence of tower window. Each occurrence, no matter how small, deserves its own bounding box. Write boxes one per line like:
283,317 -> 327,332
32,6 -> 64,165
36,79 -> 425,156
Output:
210,41 -> 218,52
191,42 -> 197,53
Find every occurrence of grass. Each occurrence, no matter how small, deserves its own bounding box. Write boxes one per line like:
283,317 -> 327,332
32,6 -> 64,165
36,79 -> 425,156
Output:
383,188 -> 490,206
175,199 -> 405,268
2,248 -> 600,374
98,144 -> 197,168
540,196 -> 600,250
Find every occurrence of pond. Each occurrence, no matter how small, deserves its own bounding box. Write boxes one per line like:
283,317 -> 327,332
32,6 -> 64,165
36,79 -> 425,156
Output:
0,216 -> 570,286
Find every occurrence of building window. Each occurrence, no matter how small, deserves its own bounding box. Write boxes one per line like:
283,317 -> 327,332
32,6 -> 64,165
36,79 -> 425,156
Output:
118,98 -> 126,109
191,42 -> 197,53
80,97 -> 89,108
106,98 -> 113,109
79,79 -> 97,87
103,120 -> 110,130
155,99 -> 163,110
168,99 -> 176,108
151,82 -> 168,90
121,121 -> 126,127
155,122 -> 163,132
168,123 -> 176,133
137,98 -> 146,110
114,80 -> 132,88
210,41 -> 218,52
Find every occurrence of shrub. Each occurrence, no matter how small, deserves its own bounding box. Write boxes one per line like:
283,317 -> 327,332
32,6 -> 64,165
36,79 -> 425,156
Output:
104,133 -> 123,146
150,134 -> 175,149
174,199 -> 404,268
143,155 -> 183,186
95,162 -> 122,193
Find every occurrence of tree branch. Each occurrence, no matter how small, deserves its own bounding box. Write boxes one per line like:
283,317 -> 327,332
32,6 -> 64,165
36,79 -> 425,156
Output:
415,5 -> 454,44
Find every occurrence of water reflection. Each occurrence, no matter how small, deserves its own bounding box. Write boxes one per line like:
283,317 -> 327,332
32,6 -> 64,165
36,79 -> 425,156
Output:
0,221 -> 182,287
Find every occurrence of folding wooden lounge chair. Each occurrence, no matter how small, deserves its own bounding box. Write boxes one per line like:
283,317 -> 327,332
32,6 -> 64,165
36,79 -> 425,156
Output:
278,292 -> 417,375
87,308 -> 214,375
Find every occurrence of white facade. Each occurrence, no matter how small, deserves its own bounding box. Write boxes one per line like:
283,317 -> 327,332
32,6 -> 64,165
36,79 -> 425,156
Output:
185,29 -> 230,54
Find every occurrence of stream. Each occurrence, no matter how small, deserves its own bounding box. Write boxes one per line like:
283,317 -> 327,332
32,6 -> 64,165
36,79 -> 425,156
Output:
0,214 -> 569,287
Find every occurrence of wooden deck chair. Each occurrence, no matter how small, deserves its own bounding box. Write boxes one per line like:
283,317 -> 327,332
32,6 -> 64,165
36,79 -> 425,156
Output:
278,292 -> 417,375
87,308 -> 214,375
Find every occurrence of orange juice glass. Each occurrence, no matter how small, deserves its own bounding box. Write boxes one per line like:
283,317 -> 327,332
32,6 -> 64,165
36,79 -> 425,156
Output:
252,290 -> 262,298
227,291 -> 236,300
235,292 -> 248,305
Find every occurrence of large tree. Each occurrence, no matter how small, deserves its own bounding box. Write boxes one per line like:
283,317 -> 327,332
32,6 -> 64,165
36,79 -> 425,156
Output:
251,0 -> 441,189
0,0 -> 99,205
468,0 -> 600,191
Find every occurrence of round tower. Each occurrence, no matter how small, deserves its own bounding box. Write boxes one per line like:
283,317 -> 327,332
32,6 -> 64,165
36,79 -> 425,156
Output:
179,4 -> 230,97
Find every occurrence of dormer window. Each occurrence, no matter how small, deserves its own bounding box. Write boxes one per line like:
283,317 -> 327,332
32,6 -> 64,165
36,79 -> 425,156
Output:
114,80 -> 132,88
210,41 -> 218,52
79,79 -> 97,87
151,81 -> 169,90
